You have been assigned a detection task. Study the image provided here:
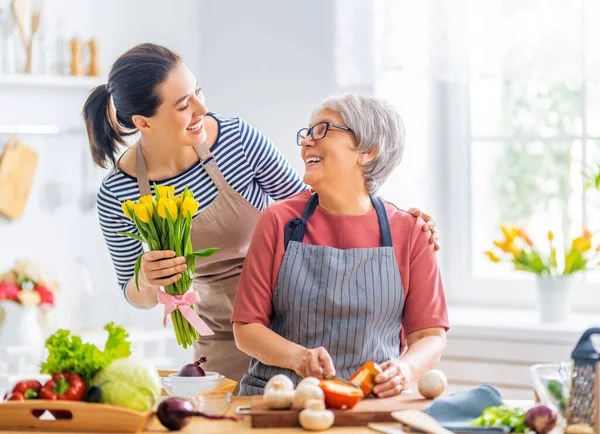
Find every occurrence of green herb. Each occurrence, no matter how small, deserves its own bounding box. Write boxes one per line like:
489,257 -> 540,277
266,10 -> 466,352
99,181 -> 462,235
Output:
547,380 -> 563,400
40,322 -> 131,385
472,405 -> 528,433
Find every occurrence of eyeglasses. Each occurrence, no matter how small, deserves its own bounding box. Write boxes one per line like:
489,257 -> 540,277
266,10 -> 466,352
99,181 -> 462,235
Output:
296,122 -> 354,146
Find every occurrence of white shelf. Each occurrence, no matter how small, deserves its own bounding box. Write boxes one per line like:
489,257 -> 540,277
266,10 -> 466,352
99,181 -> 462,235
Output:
0,74 -> 104,89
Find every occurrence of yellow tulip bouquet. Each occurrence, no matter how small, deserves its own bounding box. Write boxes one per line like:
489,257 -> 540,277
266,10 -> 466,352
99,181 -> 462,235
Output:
119,185 -> 217,348
485,225 -> 599,276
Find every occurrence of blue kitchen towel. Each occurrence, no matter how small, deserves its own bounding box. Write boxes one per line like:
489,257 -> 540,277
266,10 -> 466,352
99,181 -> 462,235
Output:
423,383 -> 511,433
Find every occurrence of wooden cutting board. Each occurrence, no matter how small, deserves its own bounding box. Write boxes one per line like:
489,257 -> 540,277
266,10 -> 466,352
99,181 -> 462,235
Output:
249,392 -> 431,428
0,137 -> 38,219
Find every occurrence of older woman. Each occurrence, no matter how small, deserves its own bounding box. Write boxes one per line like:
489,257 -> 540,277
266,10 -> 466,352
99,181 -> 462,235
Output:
232,95 -> 449,397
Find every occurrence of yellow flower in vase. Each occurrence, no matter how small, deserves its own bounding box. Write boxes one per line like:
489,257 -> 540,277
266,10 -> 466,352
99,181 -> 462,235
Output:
484,251 -> 501,263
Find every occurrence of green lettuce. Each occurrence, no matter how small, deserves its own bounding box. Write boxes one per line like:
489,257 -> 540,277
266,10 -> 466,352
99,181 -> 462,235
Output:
40,322 -> 131,385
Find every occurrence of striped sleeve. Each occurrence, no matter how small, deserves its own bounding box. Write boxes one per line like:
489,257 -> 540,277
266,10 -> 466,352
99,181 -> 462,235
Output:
239,119 -> 307,200
96,181 -> 144,305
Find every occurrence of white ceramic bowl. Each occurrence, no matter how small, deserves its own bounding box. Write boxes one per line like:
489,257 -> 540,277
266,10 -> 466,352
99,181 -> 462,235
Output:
161,372 -> 224,397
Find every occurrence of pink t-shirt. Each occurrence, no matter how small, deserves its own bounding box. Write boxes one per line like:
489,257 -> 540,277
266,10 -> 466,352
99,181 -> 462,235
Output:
231,190 -> 449,339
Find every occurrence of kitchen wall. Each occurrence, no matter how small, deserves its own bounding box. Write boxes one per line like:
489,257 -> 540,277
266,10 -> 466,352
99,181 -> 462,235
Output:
0,0 -> 205,365
0,0 -> 441,367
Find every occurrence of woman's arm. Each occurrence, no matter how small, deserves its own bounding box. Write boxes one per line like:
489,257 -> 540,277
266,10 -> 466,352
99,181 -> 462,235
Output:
373,215 -> 449,397
373,327 -> 446,397
97,182 -> 146,306
97,183 -> 187,308
239,119 -> 307,200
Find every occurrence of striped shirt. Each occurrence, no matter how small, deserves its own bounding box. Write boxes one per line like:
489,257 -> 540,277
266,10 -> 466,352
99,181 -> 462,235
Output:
97,113 -> 307,300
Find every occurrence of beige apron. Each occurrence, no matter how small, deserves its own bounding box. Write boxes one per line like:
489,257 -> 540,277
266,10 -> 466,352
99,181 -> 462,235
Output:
135,142 -> 261,384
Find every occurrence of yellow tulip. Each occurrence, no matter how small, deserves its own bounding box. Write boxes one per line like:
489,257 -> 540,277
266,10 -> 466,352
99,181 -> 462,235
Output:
522,234 -> 533,247
500,224 -> 519,242
180,190 -> 194,200
547,230 -> 554,241
484,251 -> 501,263
133,202 -> 151,223
121,200 -> 134,219
158,198 -> 178,222
181,196 -> 199,217
174,196 -> 183,209
156,185 -> 175,199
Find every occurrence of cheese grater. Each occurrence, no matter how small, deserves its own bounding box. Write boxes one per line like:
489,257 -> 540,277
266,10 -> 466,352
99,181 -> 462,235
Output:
567,327 -> 600,434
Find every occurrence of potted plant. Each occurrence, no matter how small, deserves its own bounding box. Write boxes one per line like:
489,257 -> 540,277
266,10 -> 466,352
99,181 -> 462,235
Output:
0,259 -> 57,350
485,225 -> 598,323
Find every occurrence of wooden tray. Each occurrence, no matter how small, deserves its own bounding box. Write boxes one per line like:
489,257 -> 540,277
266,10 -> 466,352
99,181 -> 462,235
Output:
0,400 -> 153,433
247,392 -> 431,428
0,371 -> 237,432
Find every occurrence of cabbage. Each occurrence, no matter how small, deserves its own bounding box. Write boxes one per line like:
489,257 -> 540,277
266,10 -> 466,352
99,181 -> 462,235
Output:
92,358 -> 161,412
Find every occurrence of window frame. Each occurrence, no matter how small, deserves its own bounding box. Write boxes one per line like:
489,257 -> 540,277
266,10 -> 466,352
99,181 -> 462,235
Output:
443,80 -> 600,314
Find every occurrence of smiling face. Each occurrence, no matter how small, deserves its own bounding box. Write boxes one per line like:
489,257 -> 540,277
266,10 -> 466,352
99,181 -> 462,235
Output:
142,62 -> 209,147
301,107 -> 365,192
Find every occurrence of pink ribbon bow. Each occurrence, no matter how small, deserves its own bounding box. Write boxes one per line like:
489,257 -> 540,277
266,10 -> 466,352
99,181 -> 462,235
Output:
157,289 -> 214,336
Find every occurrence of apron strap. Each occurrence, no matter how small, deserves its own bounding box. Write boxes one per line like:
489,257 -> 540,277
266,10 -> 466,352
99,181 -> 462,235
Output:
135,142 -> 152,196
371,196 -> 393,248
283,193 -> 393,250
283,193 -> 319,249
193,142 -> 229,191
135,141 -> 229,195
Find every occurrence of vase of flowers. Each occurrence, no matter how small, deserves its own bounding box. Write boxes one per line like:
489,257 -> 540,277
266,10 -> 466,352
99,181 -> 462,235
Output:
485,226 -> 597,323
0,260 -> 57,350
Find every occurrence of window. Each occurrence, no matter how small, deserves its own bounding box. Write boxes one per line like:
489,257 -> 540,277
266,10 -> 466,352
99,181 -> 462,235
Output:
376,0 -> 600,312
445,1 -> 600,311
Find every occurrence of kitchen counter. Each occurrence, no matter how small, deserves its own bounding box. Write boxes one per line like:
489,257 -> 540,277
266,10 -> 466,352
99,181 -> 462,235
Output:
1,396 -> 534,433
41,396 -> 536,434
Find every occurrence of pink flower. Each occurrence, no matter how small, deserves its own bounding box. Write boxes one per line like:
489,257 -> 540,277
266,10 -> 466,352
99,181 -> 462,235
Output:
0,283 -> 20,301
35,285 -> 54,305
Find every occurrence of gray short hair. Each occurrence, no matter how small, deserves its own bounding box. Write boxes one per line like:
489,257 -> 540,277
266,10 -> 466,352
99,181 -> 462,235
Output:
312,94 -> 406,195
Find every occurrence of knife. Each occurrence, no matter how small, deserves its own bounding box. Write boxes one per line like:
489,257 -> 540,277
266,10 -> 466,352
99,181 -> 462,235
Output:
322,373 -> 361,389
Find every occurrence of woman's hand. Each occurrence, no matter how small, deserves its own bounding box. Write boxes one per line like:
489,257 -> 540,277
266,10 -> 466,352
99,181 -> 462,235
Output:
408,208 -> 440,251
293,346 -> 336,379
140,250 -> 187,287
372,359 -> 414,398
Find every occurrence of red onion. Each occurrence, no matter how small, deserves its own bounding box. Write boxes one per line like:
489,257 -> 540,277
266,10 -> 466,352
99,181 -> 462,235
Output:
524,404 -> 558,434
178,356 -> 207,377
156,397 -> 240,431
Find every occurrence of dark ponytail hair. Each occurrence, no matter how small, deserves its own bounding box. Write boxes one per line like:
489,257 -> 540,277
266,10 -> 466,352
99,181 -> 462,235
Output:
83,43 -> 181,168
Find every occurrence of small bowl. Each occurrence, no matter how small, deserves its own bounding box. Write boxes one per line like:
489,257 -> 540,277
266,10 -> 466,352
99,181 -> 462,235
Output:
190,392 -> 233,416
161,372 -> 224,397
167,371 -> 220,381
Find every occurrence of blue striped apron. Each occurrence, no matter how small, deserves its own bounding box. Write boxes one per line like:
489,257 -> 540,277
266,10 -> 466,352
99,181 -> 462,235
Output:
239,193 -> 404,396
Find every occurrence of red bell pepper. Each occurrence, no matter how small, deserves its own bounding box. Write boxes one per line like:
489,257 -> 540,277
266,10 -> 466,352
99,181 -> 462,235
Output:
350,361 -> 383,397
40,373 -> 87,401
6,391 -> 26,401
11,380 -> 42,399
320,380 -> 363,409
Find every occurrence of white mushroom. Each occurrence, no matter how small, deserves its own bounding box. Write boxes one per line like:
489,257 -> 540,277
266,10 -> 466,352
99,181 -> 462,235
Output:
418,369 -> 447,399
297,377 -> 321,388
264,381 -> 295,409
293,383 -> 325,409
265,374 -> 295,392
299,399 -> 335,431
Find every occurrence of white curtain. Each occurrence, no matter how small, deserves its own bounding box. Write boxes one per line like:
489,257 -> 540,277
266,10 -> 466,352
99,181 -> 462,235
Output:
336,0 -> 600,85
